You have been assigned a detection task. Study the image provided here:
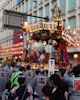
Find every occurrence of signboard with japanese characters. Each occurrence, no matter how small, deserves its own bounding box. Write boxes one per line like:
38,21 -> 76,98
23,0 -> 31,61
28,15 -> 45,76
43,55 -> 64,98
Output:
62,31 -> 75,46
29,20 -> 63,33
48,59 -> 55,77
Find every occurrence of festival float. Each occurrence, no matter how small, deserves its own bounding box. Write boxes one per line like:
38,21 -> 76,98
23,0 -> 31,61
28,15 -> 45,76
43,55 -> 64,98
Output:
21,3 -> 75,75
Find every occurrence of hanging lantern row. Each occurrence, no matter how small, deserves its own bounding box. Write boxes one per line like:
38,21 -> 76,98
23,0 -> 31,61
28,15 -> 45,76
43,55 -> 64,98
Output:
67,25 -> 80,36
0,51 -> 23,56
0,42 -> 23,50
0,47 -> 23,53
73,35 -> 80,41
73,43 -> 80,48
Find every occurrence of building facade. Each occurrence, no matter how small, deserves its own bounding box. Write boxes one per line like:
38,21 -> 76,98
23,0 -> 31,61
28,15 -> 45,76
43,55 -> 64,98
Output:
0,0 -> 80,65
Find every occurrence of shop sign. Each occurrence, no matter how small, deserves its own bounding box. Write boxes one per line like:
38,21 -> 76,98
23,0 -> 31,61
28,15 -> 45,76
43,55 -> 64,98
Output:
73,78 -> 80,91
29,19 -> 63,33
62,31 -> 75,46
48,59 -> 55,77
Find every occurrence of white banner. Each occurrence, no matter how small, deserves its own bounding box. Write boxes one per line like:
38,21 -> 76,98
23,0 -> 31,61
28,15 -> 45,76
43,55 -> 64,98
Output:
48,59 -> 55,77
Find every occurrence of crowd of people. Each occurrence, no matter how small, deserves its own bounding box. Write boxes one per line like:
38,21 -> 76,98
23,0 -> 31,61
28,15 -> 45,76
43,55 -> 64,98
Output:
0,61 -> 80,100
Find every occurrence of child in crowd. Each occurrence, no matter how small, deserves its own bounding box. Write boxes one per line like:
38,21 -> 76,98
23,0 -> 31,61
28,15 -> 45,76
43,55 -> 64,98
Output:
8,74 -> 39,100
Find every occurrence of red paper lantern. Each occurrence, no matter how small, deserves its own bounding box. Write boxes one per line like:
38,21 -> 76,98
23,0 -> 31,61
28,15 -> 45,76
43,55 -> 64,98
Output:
77,27 -> 80,33
77,35 -> 80,41
73,36 -> 76,40
73,28 -> 76,35
70,30 -> 72,35
73,44 -> 77,48
77,43 -> 80,47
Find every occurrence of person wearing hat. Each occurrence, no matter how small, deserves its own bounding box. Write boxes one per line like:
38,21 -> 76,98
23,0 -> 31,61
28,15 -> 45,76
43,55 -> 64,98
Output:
63,65 -> 80,100
29,67 -> 50,100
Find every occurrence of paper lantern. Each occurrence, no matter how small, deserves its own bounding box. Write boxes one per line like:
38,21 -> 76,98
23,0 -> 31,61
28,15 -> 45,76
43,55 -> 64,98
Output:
77,43 -> 80,47
70,30 -> 72,35
77,27 -> 80,33
73,54 -> 78,58
15,56 -> 18,59
43,41 -> 47,45
73,36 -> 76,40
73,44 -> 77,48
67,30 -> 69,34
77,35 -> 80,41
30,33 -> 33,37
67,25 -> 71,30
73,28 -> 76,35
21,22 -> 29,32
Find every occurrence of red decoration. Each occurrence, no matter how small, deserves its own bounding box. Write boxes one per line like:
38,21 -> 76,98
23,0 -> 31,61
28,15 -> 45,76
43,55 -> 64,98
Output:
60,61 -> 68,67
73,44 -> 77,48
73,36 -> 76,40
26,41 -> 29,45
75,80 -> 80,90
77,35 -> 80,41
77,27 -> 80,33
70,30 -> 72,35
77,43 -> 80,47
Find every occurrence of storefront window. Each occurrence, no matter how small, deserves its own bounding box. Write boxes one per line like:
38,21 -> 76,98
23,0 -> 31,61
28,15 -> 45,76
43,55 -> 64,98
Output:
39,8 -> 43,22
52,0 -> 57,8
22,3 -> 24,12
45,4 -> 49,18
69,0 -> 76,11
30,0 -> 33,9
34,11 -> 37,23
63,20 -> 66,31
60,0 -> 66,14
69,17 -> 76,35
26,0 -> 28,12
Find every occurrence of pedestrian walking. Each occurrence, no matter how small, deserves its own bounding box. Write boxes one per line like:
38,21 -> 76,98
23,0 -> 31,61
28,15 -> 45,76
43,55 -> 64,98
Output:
0,64 -> 10,100
58,69 -> 69,100
10,67 -> 25,89
4,62 -> 9,71
42,85 -> 53,100
29,67 -> 50,100
25,65 -> 36,86
50,74 -> 66,100
63,65 -> 80,100
8,74 -> 39,100
9,62 -> 19,77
